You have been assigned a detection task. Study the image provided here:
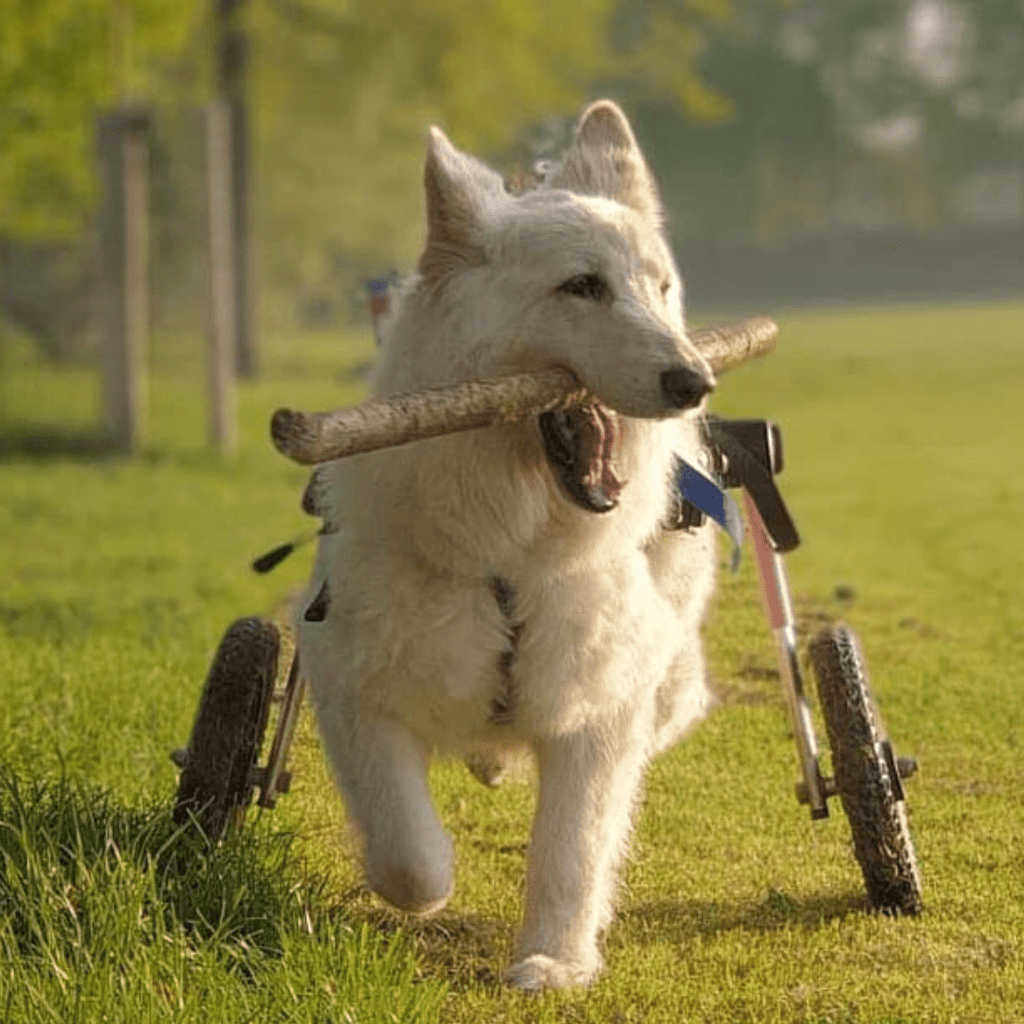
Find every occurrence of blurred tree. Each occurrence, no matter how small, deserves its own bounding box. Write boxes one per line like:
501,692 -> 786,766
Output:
9,0 -> 1015,331
814,0 -> 1024,227
635,0 -> 1024,244
0,0 -> 742,325
0,0 -> 203,237
252,0 -> 740,312
631,1 -> 845,242
606,0 -> 736,121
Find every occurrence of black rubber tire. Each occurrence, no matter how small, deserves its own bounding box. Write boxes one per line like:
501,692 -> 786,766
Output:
173,617 -> 280,840
809,624 -> 923,916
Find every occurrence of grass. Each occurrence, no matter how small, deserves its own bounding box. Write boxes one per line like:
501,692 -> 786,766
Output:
0,770 -> 444,1022
2,300 -> 1023,1022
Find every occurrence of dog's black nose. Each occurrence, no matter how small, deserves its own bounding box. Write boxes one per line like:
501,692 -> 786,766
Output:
660,366 -> 714,409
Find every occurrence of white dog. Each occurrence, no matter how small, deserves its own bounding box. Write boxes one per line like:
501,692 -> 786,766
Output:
298,99 -> 717,990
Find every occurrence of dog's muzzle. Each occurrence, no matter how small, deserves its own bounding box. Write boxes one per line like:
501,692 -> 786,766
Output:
537,365 -> 713,514
538,402 -> 623,513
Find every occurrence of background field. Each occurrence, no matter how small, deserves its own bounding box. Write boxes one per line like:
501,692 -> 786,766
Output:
2,301 -> 1022,1022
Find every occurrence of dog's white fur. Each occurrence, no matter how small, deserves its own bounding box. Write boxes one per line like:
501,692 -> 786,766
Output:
299,100 -> 717,990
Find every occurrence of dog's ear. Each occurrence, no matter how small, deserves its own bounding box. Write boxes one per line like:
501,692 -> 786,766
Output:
546,100 -> 661,226
419,126 -> 504,282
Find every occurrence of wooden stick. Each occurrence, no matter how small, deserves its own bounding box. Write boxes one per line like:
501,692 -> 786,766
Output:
271,315 -> 777,466
685,315 -> 779,375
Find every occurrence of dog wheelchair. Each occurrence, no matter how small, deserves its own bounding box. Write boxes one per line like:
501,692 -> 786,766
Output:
171,328 -> 922,919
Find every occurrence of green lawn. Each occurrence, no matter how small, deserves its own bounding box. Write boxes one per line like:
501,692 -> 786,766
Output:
2,301 -> 1022,1022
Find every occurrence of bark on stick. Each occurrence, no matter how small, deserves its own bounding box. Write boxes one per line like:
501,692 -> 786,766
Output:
271,315 -> 777,466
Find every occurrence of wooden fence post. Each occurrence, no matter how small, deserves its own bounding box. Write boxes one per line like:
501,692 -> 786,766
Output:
215,0 -> 258,380
96,106 -> 151,454
206,98 -> 237,453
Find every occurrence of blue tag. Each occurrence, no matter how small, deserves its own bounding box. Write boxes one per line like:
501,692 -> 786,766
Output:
672,456 -> 744,570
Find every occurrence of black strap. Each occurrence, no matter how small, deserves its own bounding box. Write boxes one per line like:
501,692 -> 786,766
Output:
705,421 -> 800,552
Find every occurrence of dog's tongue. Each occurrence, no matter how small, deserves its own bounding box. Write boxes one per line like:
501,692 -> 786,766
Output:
582,405 -> 622,502
538,403 -> 622,513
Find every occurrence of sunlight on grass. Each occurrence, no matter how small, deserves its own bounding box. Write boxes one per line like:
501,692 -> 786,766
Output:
2,302 -> 1023,1021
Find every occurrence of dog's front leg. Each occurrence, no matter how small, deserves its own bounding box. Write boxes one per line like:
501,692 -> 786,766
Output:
508,706 -> 652,990
301,593 -> 455,916
311,697 -> 455,915
349,716 -> 455,915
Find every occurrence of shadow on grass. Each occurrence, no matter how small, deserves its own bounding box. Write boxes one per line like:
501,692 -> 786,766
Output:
314,877 -> 866,992
0,422 -> 116,462
0,422 -> 238,473
319,889 -> 516,990
406,912 -> 515,989
620,888 -> 868,944
0,592 -> 183,644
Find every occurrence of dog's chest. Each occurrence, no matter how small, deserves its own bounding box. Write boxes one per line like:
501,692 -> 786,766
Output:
386,550 -> 687,746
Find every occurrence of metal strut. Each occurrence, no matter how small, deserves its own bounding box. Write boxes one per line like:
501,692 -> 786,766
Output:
743,488 -> 831,820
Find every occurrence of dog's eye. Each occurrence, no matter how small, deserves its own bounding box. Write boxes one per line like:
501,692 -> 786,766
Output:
557,274 -> 608,302
660,278 -> 672,297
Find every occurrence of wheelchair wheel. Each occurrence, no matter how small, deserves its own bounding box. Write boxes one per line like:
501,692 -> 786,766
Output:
809,624 -> 922,916
173,617 -> 279,840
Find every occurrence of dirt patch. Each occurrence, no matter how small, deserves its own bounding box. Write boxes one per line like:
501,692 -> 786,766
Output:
796,605 -> 836,636
897,617 -> 942,639
737,662 -> 780,682
713,662 -> 785,708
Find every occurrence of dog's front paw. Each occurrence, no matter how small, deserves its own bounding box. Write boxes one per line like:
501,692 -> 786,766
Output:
505,954 -> 599,991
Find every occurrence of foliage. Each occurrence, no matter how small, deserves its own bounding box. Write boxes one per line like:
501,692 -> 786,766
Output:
0,0 -> 203,237
800,0 -> 1024,227
0,0 -> 737,274
3,0 -> 1022,336
636,0 -> 1024,243
253,0 -> 740,298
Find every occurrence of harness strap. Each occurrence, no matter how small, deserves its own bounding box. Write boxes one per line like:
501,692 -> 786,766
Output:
704,420 -> 800,553
671,456 -> 744,569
